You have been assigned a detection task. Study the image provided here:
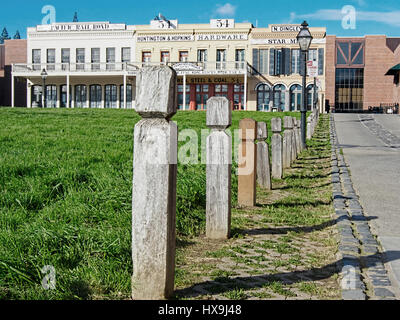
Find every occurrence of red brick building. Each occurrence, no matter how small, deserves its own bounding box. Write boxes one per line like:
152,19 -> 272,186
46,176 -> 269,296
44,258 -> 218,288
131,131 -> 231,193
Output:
0,39 -> 27,107
326,35 -> 400,112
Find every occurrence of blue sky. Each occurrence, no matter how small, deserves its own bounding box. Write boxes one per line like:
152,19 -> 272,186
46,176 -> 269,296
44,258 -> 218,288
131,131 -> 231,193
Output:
1,0 -> 400,38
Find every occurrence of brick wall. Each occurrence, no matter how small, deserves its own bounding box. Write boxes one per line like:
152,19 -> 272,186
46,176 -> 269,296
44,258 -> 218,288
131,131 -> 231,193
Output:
325,35 -> 336,109
0,39 -> 27,106
363,36 -> 396,109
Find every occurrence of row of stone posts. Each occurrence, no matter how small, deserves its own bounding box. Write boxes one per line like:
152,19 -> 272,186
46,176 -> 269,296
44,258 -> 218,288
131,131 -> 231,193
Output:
131,66 -> 317,300
307,107 -> 320,140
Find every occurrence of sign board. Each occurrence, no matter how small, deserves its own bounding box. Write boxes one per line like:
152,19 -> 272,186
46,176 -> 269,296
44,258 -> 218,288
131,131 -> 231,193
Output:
307,60 -> 318,77
271,25 -> 302,33
251,38 -> 297,45
210,19 -> 235,29
196,34 -> 248,41
37,22 -> 126,32
137,34 -> 194,42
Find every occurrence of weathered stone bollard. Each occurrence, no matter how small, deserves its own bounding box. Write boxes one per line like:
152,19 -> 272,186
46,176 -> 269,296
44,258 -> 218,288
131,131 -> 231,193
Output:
291,117 -> 297,161
256,122 -> 272,190
294,118 -> 301,155
283,116 -> 293,169
238,119 -> 257,207
132,66 -> 178,300
307,116 -> 312,140
271,118 -> 283,179
206,97 -> 232,240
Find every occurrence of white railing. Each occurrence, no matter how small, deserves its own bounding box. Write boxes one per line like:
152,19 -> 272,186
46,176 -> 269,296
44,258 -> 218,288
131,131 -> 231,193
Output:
13,61 -> 251,75
12,62 -> 138,73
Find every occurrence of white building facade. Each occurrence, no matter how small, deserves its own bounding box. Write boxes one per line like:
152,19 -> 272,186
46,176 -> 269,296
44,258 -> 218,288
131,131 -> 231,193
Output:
12,18 -> 326,112
13,22 -> 136,109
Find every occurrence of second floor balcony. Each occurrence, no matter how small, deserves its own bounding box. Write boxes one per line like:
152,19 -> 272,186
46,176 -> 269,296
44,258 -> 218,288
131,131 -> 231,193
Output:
12,61 -> 252,77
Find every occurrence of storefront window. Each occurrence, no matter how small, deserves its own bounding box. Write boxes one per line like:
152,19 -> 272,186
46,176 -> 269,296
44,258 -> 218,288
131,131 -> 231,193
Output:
195,85 -> 209,110
45,85 -> 57,108
75,85 -> 87,108
257,84 -> 270,111
233,84 -> 245,110
60,85 -> 71,108
177,85 -> 190,110
335,68 -> 364,111
120,84 -> 133,109
273,84 -> 286,111
31,85 -> 42,107
105,84 -> 117,109
90,85 -> 102,108
290,84 -> 302,111
307,84 -> 318,111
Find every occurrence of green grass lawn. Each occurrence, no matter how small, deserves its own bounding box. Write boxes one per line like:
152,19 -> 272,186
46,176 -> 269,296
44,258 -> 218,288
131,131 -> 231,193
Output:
0,107 -> 301,300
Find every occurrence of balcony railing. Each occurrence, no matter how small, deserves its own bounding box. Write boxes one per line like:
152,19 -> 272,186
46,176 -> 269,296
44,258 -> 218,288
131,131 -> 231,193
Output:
13,61 -> 252,75
12,62 -> 138,73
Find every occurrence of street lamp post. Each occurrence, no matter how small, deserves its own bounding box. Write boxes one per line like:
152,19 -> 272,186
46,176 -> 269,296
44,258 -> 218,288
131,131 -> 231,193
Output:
41,69 -> 48,108
297,21 -> 313,149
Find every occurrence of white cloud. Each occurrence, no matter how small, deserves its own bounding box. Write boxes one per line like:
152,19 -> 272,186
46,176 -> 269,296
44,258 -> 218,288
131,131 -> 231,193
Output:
292,9 -> 400,27
214,3 -> 237,17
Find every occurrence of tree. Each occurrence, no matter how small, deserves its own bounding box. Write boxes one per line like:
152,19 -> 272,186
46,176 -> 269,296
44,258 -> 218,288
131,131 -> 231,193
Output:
0,27 -> 11,44
13,30 -> 21,39
73,12 -> 78,22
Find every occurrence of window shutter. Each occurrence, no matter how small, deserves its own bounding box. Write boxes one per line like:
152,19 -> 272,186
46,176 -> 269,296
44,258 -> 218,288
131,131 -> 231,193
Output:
269,49 -> 275,76
318,48 -> 324,75
283,48 -> 291,75
252,48 -> 259,75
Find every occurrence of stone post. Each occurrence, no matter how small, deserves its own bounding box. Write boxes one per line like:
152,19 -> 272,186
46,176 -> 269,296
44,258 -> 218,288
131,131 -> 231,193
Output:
256,122 -> 272,190
271,118 -> 283,179
206,97 -> 232,240
307,116 -> 312,140
291,117 -> 298,161
283,116 -> 293,169
294,118 -> 301,155
132,66 -> 178,300
238,118 -> 257,207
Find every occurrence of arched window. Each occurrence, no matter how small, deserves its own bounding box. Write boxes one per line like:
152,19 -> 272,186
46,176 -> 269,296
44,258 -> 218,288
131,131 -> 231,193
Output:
273,84 -> 286,112
61,85 -> 71,108
105,84 -> 118,109
75,85 -> 87,108
90,85 -> 102,109
307,84 -> 318,111
31,85 -> 42,107
45,85 -> 57,108
290,84 -> 302,112
256,84 -> 270,111
120,84 -> 133,109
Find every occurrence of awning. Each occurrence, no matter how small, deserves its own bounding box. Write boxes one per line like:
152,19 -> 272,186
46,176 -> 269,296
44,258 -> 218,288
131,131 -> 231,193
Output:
386,63 -> 400,75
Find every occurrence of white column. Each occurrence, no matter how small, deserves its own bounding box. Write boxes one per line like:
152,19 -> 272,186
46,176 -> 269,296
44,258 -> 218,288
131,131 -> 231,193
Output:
124,74 -> 127,109
71,85 -> 75,108
86,85 -> 90,108
102,85 -> 105,109
11,75 -> 15,107
66,75 -> 70,108
183,73 -> 186,111
27,81 -> 32,108
56,85 -> 61,108
244,73 -> 248,111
